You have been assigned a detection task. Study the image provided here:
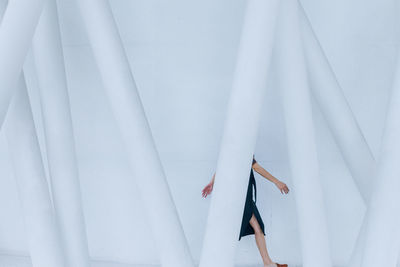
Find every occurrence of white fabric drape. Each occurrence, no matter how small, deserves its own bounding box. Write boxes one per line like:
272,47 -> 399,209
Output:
0,0 -> 46,128
75,1 -> 194,266
300,7 -> 376,265
5,76 -> 65,267
32,1 -> 91,266
299,2 -> 375,202
199,0 -> 280,266
277,0 -> 332,266
358,52 -> 400,267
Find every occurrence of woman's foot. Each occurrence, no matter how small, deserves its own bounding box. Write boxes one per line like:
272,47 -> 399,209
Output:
276,264 -> 288,267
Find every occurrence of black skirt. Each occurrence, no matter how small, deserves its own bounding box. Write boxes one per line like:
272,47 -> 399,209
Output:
238,168 -> 265,240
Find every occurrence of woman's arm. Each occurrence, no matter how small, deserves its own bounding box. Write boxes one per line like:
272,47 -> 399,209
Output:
252,162 -> 289,194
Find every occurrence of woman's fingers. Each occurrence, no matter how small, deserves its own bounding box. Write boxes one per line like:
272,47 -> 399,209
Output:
284,185 -> 289,194
279,183 -> 289,194
202,185 -> 212,198
202,188 -> 207,197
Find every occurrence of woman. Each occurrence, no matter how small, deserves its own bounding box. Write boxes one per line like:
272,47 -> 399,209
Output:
202,156 -> 289,267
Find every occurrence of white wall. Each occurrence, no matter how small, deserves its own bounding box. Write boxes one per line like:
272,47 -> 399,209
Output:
0,0 -> 398,265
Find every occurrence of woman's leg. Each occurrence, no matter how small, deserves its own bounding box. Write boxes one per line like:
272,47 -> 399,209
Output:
249,214 -> 274,266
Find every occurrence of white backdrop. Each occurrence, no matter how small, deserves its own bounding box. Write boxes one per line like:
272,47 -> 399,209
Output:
0,0 -> 398,266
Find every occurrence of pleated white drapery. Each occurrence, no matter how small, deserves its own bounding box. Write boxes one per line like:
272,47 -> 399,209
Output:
0,1 -> 67,266
32,1 -> 91,266
299,2 -> 375,202
199,0 -> 280,266
0,0 -> 46,128
75,1 -> 194,266
277,0 -> 332,266
358,52 -> 400,267
300,7 -> 376,265
5,77 -> 65,267
348,220 -> 369,267
0,0 -> 394,266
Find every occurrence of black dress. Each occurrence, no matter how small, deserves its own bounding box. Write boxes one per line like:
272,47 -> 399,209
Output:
238,158 -> 266,240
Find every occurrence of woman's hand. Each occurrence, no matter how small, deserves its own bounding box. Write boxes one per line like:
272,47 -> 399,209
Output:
253,162 -> 289,194
202,181 -> 214,198
275,180 -> 289,194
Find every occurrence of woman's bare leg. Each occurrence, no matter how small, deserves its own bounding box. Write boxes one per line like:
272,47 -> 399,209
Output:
249,214 -> 274,266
